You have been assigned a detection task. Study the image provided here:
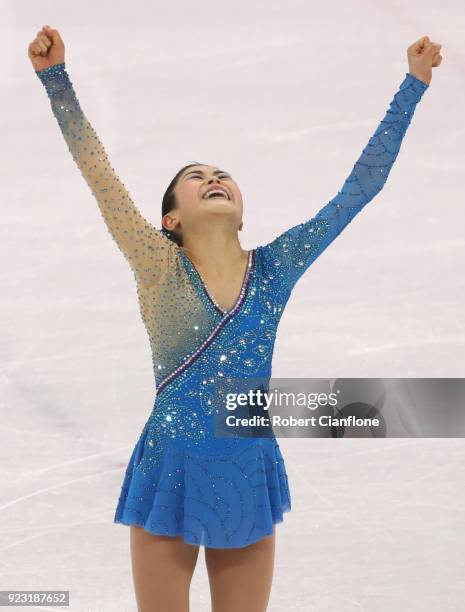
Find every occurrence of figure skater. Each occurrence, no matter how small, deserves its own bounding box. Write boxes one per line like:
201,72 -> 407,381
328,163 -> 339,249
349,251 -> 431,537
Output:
28,24 -> 442,612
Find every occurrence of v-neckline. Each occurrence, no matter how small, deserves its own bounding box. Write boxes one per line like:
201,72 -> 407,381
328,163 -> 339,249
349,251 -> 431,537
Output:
179,248 -> 255,316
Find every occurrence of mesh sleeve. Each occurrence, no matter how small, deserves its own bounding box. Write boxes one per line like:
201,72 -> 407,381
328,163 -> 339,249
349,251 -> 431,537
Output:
257,72 -> 429,300
36,62 -> 177,286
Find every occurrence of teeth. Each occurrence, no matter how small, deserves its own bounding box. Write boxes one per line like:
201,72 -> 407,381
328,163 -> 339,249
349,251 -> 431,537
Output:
203,188 -> 229,199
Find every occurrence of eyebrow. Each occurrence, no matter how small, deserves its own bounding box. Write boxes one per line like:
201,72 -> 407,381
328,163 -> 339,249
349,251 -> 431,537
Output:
182,169 -> 229,179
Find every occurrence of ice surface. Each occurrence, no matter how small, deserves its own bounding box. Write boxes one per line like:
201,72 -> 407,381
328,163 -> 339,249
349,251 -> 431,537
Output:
1,1 -> 464,610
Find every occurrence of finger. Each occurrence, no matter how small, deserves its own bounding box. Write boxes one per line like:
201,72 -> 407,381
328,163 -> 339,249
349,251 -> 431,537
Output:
37,33 -> 52,48
411,35 -> 430,51
425,42 -> 441,58
28,42 -> 42,58
42,25 -> 64,48
408,36 -> 431,57
30,42 -> 45,58
35,37 -> 48,54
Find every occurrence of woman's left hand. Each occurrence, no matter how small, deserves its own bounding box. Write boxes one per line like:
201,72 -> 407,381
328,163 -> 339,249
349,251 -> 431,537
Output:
407,36 -> 443,86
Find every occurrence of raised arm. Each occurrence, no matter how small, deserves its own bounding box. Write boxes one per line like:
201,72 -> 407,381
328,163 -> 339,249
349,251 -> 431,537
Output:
30,27 -> 176,286
258,37 -> 442,301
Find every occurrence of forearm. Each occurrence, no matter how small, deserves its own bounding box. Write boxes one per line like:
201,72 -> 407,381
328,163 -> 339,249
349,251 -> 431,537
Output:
315,72 -> 429,228
259,72 -> 429,298
35,62 -> 172,284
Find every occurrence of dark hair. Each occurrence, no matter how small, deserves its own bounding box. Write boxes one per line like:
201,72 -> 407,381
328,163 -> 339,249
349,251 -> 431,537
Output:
160,161 -> 204,247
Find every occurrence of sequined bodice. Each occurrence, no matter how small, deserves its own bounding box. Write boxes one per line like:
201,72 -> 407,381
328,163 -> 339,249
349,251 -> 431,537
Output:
35,63 -> 428,396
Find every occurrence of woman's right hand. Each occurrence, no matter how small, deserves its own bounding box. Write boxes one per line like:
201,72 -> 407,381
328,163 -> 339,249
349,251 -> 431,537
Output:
28,25 -> 65,72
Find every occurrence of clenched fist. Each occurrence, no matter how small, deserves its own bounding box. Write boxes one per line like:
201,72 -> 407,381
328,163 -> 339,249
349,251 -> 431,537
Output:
28,25 -> 65,72
407,36 -> 442,86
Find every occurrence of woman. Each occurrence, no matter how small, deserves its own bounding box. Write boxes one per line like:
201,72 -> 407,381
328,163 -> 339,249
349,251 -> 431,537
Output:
28,25 -> 442,612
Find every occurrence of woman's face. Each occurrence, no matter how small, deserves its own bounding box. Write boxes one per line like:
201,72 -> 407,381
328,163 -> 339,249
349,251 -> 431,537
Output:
165,164 -> 244,236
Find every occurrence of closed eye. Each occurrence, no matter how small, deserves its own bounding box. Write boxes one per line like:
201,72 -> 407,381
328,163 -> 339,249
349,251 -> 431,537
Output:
186,172 -> 231,180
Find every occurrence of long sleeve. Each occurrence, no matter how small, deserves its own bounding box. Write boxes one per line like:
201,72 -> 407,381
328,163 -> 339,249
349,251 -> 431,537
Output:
35,62 -> 177,286
257,72 -> 429,301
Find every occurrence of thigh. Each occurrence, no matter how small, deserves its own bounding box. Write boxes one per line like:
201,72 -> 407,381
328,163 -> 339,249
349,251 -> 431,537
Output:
205,529 -> 276,612
130,525 -> 200,612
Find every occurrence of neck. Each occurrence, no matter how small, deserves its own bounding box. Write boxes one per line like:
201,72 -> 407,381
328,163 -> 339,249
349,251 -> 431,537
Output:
181,225 -> 247,277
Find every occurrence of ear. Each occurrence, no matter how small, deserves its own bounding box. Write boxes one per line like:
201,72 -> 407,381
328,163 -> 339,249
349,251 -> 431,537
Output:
239,221 -> 243,231
162,214 -> 180,232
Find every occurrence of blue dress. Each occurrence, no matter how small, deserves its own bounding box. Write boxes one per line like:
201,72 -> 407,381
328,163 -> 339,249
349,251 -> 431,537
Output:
36,63 -> 428,548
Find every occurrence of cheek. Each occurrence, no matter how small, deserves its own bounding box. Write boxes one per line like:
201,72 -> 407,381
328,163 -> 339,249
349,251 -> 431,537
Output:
177,184 -> 200,208
233,188 -> 243,206
175,187 -> 200,221
179,183 -> 196,199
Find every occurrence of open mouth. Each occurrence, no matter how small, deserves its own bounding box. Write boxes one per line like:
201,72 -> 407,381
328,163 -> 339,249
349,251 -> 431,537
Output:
202,188 -> 230,200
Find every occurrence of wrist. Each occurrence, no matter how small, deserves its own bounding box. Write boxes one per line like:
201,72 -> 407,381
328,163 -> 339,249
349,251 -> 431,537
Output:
407,70 -> 430,87
35,62 -> 71,94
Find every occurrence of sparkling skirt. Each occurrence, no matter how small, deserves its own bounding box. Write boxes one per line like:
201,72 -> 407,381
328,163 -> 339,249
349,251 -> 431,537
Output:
113,420 -> 292,548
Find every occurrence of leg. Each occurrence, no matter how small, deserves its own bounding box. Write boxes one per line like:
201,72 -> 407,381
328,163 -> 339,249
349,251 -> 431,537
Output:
130,525 -> 200,612
205,529 -> 276,612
